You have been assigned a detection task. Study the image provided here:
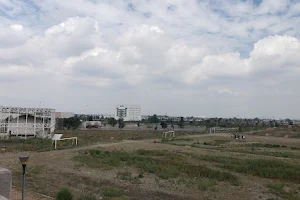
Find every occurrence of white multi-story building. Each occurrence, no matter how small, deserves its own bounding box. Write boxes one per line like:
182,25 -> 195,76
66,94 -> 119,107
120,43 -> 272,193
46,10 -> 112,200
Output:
0,106 -> 55,139
115,105 -> 141,121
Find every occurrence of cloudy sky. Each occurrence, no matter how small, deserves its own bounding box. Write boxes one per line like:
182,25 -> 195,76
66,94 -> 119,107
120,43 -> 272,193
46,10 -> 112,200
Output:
1,0 -> 300,118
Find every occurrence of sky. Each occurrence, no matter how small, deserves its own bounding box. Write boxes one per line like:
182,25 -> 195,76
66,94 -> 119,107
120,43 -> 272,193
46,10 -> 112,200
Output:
0,0 -> 300,118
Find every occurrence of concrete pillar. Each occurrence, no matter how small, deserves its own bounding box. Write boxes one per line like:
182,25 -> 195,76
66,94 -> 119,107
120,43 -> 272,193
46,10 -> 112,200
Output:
0,168 -> 12,200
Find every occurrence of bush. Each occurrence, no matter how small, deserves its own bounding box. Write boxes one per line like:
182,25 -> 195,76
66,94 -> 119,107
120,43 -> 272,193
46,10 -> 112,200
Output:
56,188 -> 73,200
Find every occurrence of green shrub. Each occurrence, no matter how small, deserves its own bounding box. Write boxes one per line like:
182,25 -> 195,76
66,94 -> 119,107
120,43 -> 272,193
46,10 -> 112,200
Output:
56,188 -> 73,200
138,173 -> 144,178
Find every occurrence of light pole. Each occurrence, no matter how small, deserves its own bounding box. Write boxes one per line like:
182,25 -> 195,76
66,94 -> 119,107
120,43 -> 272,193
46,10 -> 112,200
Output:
85,105 -> 88,130
19,155 -> 30,200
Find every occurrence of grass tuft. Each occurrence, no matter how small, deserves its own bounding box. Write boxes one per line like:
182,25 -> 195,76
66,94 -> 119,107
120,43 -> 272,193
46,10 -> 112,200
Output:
103,187 -> 124,197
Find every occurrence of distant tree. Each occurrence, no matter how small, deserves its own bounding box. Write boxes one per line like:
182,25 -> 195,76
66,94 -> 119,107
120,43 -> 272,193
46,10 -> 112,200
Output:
178,117 -> 185,129
149,114 -> 160,123
118,118 -> 125,129
56,118 -> 64,130
238,126 -> 242,132
160,121 -> 167,129
171,123 -> 174,129
63,117 -> 82,130
108,117 -> 117,127
100,116 -> 105,121
88,115 -> 93,121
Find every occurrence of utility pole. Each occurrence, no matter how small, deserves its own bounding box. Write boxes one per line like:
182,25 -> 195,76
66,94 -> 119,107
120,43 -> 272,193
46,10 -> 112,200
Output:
85,105 -> 88,130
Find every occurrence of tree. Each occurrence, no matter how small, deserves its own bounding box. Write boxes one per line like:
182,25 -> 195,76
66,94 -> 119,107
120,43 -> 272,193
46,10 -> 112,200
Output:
118,118 -> 125,129
100,116 -> 105,121
88,115 -> 93,121
148,114 -> 159,123
56,118 -> 64,130
160,121 -> 167,129
238,126 -> 242,132
63,117 -> 82,130
108,117 -> 117,127
178,117 -> 185,129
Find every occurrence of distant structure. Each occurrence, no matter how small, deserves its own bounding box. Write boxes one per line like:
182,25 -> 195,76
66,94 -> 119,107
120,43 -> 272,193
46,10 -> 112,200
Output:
115,105 -> 141,121
90,114 -> 114,120
142,115 -> 205,122
162,131 -> 175,138
82,121 -> 102,129
55,112 -> 74,119
206,127 -> 238,134
0,106 -> 55,139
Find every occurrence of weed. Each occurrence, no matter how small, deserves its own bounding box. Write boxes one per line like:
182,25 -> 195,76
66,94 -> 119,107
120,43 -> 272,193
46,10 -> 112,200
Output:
241,143 -> 281,148
197,180 -> 217,191
28,165 -> 45,175
136,149 -> 170,156
268,183 -> 285,192
117,171 -> 132,181
268,183 -> 300,200
78,193 -> 97,200
103,187 -> 124,197
291,147 -> 300,150
131,176 -> 142,184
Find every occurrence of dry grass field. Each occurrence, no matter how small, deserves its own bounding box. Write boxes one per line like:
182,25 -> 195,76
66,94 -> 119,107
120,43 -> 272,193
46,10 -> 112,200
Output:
1,129 -> 300,200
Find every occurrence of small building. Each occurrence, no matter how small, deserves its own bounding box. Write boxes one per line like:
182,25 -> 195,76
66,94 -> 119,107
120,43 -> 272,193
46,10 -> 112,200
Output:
82,121 -> 101,129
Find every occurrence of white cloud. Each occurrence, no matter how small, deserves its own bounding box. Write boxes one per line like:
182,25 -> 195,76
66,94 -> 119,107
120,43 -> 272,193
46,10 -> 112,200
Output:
251,35 -> 300,58
10,24 -> 23,31
0,64 -> 33,76
257,0 -> 290,14
0,1 -> 300,118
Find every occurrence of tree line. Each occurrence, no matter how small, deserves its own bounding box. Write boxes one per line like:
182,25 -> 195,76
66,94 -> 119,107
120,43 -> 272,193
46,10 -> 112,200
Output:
56,117 -> 82,130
